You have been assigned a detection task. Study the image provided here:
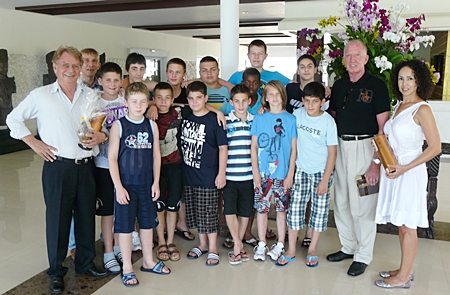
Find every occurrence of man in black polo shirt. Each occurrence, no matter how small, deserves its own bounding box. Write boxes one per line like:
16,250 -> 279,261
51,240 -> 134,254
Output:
326,40 -> 390,276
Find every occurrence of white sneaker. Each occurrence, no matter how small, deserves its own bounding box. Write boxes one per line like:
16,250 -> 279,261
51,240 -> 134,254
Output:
132,231 -> 142,251
253,241 -> 268,261
267,242 -> 284,261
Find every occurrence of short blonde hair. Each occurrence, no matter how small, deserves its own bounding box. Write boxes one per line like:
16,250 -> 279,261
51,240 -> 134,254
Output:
262,80 -> 288,111
52,46 -> 82,64
125,82 -> 149,100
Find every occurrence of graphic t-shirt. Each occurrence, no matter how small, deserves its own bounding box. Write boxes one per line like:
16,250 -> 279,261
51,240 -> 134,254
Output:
156,106 -> 191,165
250,111 -> 297,179
117,115 -> 154,187
293,107 -> 338,174
181,111 -> 228,188
95,95 -> 127,169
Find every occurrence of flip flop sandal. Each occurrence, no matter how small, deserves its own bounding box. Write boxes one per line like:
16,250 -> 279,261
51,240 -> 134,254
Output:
206,252 -> 220,266
140,261 -> 171,275
175,228 -> 195,241
242,237 -> 259,247
301,238 -> 312,248
306,255 -> 319,268
240,251 -> 250,262
222,237 -> 234,249
156,245 -> 170,261
122,272 -> 139,287
228,251 -> 242,265
275,255 -> 296,267
187,247 -> 208,259
266,229 -> 276,240
167,243 -> 181,262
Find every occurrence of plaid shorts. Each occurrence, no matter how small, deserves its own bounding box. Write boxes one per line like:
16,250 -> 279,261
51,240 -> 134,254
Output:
254,176 -> 290,214
288,168 -> 333,232
184,186 -> 219,234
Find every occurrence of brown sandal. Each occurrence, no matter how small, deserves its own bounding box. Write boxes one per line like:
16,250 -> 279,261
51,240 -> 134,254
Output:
156,245 -> 170,261
167,243 -> 180,261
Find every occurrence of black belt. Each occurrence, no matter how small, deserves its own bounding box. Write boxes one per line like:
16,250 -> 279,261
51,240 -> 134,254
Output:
55,156 -> 93,165
340,134 -> 374,141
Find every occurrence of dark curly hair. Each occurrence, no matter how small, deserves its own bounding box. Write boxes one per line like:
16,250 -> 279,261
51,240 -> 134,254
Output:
390,59 -> 433,101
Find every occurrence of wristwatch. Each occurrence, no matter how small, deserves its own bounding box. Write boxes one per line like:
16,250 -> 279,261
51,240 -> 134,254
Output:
372,158 -> 381,164
102,133 -> 108,144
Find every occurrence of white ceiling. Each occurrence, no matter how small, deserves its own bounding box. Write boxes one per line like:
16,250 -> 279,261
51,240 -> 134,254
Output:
0,0 -> 297,46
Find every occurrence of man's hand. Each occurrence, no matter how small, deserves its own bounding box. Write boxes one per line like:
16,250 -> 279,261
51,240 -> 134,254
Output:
365,162 -> 380,185
23,135 -> 57,162
115,186 -> 130,205
82,130 -> 106,148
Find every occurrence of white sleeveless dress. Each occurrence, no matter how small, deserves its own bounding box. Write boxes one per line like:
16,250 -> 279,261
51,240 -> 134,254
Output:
375,101 -> 429,229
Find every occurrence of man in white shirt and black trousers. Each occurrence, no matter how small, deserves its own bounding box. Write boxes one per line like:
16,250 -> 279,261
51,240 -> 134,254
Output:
6,46 -> 107,294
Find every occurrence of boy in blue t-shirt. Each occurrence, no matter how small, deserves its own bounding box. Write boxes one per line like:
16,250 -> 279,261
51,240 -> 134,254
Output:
181,81 -> 228,266
228,39 -> 290,96
251,80 -> 297,262
109,83 -> 170,286
277,82 -> 337,268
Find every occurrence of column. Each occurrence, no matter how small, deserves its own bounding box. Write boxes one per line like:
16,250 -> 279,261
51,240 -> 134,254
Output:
220,0 -> 239,80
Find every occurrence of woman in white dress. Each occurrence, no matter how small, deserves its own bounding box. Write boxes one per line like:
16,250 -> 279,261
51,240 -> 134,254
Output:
374,59 -> 441,289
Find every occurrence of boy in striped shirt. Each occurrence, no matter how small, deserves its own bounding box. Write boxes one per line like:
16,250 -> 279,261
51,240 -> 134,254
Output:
223,84 -> 254,265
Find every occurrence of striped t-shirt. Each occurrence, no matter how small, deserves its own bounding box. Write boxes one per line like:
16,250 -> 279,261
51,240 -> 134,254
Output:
225,111 -> 254,181
207,86 -> 230,109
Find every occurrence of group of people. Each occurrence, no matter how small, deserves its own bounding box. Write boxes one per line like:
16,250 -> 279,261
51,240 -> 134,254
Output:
6,37 -> 441,293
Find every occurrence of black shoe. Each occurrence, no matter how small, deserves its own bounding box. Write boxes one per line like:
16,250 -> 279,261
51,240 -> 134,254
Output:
84,265 -> 107,278
49,276 -> 64,294
347,261 -> 367,276
326,251 -> 354,262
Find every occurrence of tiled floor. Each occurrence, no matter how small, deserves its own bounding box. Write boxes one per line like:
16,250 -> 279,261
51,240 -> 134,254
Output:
1,149 -> 450,294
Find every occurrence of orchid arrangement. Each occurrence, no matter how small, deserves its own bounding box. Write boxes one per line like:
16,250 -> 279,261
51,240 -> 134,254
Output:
297,0 -> 439,101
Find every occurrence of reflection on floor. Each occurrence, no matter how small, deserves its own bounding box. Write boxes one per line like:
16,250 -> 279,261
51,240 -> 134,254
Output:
1,150 -> 450,295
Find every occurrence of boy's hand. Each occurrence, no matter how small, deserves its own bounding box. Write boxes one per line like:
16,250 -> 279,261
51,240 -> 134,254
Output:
253,174 -> 262,190
316,179 -> 329,195
215,173 -> 226,189
82,130 -> 107,148
146,105 -> 158,121
116,186 -> 130,205
151,183 -> 160,201
257,106 -> 265,115
216,110 -> 227,130
283,176 -> 293,190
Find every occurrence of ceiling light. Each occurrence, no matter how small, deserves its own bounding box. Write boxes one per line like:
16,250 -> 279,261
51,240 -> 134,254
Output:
242,11 -> 249,14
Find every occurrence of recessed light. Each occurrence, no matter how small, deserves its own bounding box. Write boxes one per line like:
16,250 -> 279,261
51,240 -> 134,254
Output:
242,11 -> 249,14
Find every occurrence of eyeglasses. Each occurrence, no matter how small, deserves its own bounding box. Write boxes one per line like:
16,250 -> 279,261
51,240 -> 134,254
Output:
56,62 -> 81,70
343,89 -> 353,109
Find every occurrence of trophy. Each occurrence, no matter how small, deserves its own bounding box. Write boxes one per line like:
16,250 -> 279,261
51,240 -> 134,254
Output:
77,91 -> 106,150
372,135 -> 398,173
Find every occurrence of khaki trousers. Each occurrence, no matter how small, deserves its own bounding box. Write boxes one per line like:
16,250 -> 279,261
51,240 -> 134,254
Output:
334,137 -> 378,265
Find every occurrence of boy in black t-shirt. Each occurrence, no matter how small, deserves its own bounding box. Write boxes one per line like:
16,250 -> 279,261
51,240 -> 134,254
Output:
181,81 -> 228,266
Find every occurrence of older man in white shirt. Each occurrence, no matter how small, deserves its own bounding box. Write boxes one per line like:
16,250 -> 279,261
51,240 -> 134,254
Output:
6,46 -> 107,294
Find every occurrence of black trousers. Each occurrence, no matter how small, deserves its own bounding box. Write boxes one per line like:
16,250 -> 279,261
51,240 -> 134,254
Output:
42,159 -> 96,277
